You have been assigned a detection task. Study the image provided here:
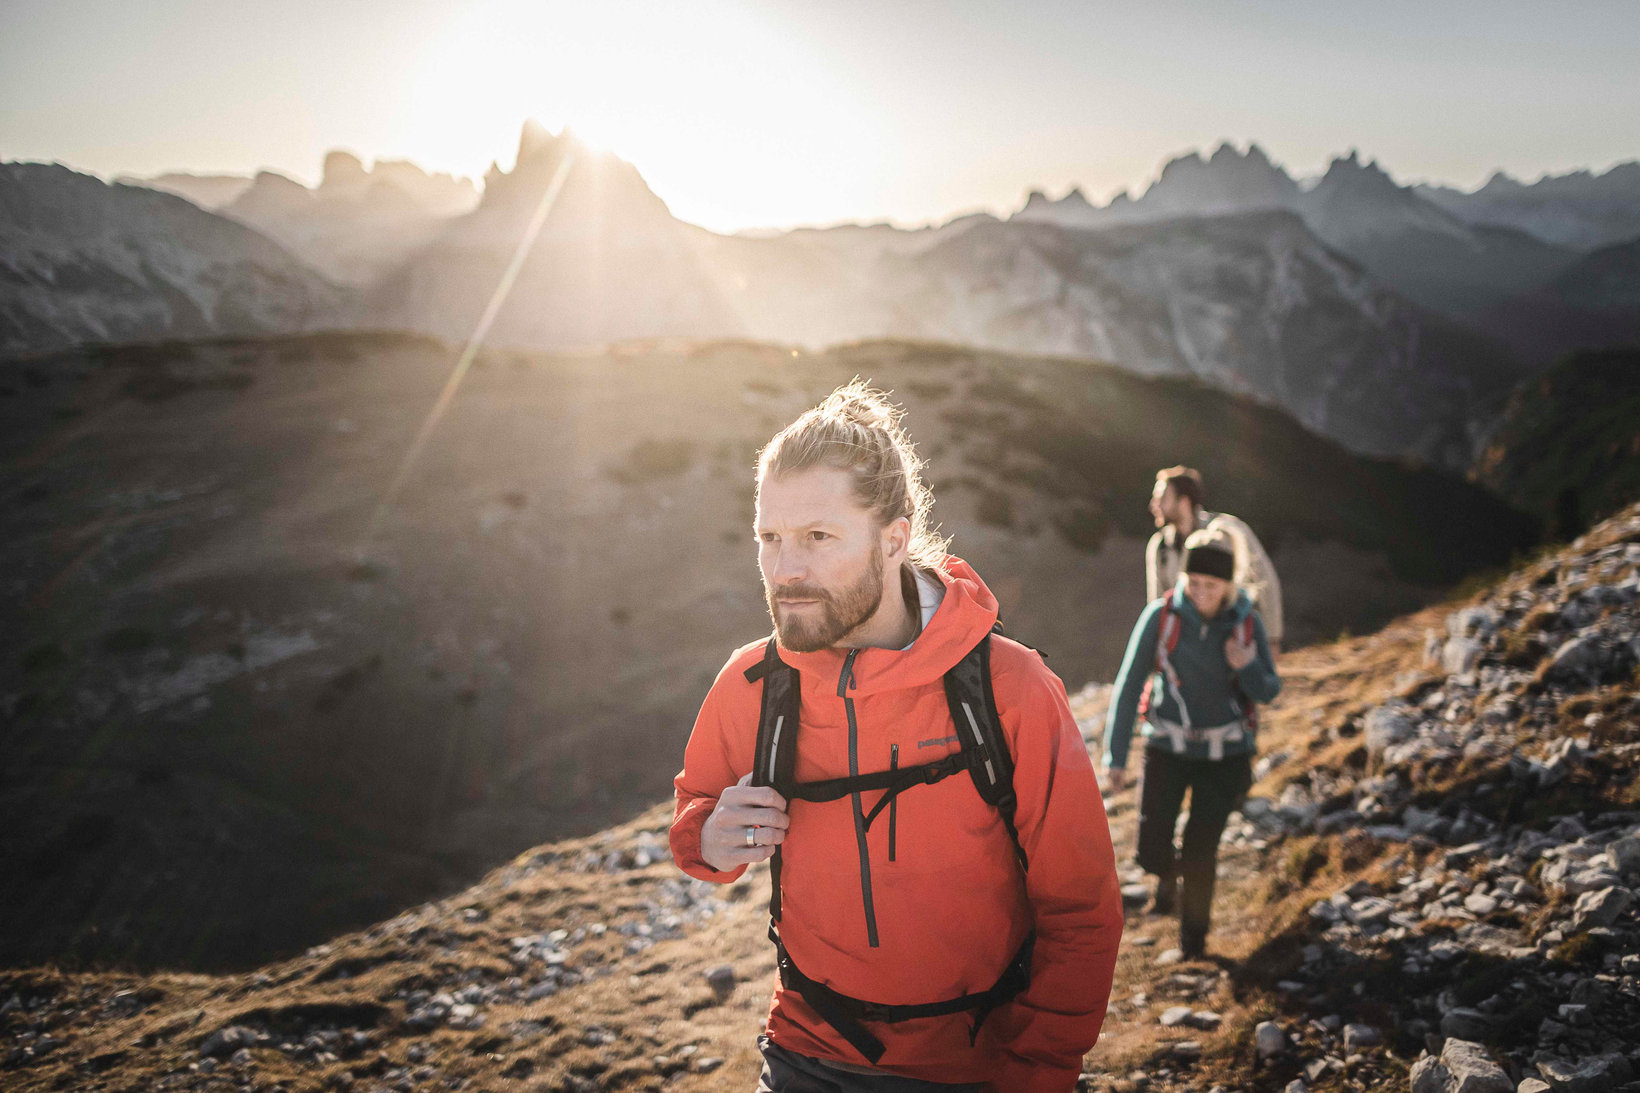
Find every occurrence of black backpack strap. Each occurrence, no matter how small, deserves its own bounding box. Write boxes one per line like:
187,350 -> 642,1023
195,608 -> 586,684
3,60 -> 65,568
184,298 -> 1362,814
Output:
773,927 -> 1036,1063
943,630 -> 1027,873
748,637 -> 800,921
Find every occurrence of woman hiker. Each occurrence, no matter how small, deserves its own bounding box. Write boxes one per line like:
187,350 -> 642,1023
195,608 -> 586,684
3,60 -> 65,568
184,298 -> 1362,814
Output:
1101,527 -> 1282,957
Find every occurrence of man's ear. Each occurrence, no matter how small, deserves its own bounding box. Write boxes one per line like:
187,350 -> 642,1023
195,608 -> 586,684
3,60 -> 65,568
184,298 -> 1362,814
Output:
882,516 -> 912,563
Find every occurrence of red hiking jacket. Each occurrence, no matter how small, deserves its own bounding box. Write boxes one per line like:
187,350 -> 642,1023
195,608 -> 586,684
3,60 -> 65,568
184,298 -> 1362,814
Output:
671,558 -> 1123,1091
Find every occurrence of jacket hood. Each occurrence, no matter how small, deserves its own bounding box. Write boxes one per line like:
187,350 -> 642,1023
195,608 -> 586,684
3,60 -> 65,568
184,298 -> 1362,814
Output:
1168,585 -> 1252,628
774,556 -> 1000,696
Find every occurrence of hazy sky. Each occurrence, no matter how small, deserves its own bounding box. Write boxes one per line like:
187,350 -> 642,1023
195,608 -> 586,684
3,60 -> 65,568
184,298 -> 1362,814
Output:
3,0 -> 1638,233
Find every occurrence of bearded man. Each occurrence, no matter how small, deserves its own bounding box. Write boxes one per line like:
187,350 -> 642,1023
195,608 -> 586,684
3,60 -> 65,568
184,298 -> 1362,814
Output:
670,382 -> 1123,1092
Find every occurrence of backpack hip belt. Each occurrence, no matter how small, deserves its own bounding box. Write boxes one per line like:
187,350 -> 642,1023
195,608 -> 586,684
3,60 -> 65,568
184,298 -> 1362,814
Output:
742,627 -> 1032,1064
1143,716 -> 1247,761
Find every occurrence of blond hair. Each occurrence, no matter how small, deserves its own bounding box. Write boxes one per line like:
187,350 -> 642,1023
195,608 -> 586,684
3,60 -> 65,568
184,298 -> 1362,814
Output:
758,380 -> 949,567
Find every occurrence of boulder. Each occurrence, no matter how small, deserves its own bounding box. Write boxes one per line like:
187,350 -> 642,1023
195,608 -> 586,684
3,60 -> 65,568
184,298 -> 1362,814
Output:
1439,1039 -> 1512,1093
1254,1019 -> 1288,1060
1365,703 -> 1417,762
1543,634 -> 1601,687
1570,885 -> 1633,931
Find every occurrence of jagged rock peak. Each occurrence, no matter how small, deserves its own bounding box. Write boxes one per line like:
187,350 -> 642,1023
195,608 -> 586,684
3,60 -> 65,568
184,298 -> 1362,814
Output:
1318,150 -> 1398,188
1141,140 -> 1300,212
321,150 -> 368,190
1479,169 -> 1523,193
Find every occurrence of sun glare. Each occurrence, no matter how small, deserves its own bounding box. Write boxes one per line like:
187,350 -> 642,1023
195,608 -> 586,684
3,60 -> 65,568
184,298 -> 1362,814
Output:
401,0 -> 882,231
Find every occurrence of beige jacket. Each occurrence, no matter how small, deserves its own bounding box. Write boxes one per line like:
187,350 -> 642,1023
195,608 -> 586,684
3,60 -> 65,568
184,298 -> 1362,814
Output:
1146,509 -> 1284,644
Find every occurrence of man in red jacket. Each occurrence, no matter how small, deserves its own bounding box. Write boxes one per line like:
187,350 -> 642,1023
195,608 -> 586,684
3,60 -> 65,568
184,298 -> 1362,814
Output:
671,382 -> 1123,1091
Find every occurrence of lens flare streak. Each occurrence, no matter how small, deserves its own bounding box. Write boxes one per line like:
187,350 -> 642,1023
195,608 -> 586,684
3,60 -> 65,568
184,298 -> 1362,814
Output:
358,150 -> 577,556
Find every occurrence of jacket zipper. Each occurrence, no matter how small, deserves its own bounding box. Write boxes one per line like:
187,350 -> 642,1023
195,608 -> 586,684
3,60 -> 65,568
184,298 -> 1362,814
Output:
888,744 -> 899,863
837,648 -> 879,948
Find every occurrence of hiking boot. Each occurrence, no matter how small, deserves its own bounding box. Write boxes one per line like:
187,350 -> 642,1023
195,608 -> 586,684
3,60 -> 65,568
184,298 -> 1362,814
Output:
1148,875 -> 1179,916
1180,920 -> 1207,959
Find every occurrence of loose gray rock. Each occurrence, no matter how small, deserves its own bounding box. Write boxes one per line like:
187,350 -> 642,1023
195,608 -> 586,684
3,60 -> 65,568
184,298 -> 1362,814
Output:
1365,703 -> 1417,761
1570,885 -> 1633,931
1439,1007 -> 1494,1040
199,1026 -> 260,1059
1517,1080 -> 1551,1093
1440,1039 -> 1512,1093
1343,1022 -> 1381,1050
1444,637 -> 1485,675
705,964 -> 736,995
1544,634 -> 1601,686
1159,1005 -> 1193,1027
1254,1020 -> 1288,1059
1411,1056 -> 1453,1093
1609,833 -> 1640,876
1536,1053 -> 1633,1093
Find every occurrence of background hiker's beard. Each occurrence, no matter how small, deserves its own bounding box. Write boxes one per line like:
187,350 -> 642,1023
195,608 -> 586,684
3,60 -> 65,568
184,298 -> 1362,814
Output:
766,549 -> 885,653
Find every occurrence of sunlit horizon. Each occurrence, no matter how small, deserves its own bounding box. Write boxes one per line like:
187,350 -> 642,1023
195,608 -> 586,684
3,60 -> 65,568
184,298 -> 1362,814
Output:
4,0 -> 1639,234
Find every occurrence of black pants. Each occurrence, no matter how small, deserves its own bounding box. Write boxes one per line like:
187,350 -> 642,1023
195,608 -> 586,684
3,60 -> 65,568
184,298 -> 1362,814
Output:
756,1036 -> 985,1092
1135,746 -> 1252,941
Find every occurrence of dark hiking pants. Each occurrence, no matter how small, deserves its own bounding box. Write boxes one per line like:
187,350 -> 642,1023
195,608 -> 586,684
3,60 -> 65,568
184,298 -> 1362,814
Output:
1135,745 -> 1253,943
756,1036 -> 985,1092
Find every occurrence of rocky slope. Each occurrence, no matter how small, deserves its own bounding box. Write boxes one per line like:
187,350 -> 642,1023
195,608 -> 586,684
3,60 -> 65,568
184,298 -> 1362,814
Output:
3,503 -> 1636,1093
0,163 -> 348,355
0,332 -> 1536,974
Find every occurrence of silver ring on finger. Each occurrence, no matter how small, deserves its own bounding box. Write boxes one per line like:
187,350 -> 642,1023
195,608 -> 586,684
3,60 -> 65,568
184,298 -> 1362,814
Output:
745,825 -> 757,847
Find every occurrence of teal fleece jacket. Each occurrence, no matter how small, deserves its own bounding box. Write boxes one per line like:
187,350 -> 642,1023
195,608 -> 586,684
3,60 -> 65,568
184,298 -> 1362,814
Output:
1102,587 -> 1282,770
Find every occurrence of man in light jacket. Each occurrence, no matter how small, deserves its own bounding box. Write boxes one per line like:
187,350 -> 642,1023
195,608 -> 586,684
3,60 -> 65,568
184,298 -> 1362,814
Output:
1145,466 -> 1284,652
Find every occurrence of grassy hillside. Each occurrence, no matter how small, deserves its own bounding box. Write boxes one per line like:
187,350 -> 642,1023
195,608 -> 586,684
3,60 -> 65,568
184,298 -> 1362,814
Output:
1,332 -> 1537,972
1473,347 -> 1640,539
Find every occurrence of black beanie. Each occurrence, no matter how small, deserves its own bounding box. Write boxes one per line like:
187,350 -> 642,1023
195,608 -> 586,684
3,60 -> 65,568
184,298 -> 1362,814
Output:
1183,543 -> 1235,581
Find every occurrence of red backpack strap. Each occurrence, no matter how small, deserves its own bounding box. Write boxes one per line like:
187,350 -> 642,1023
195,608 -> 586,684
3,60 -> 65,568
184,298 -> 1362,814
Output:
1140,598 -> 1178,717
1157,598 -> 1180,658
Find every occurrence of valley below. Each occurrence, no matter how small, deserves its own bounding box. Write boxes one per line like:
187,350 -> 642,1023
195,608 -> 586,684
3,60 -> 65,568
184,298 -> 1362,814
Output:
0,331 -> 1537,973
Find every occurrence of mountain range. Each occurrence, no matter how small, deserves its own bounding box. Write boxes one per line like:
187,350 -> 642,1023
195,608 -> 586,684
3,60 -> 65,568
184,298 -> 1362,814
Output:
138,153 -> 480,286
0,163 -> 345,355
6,128 -> 1639,467
1017,144 -> 1587,322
